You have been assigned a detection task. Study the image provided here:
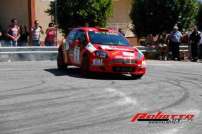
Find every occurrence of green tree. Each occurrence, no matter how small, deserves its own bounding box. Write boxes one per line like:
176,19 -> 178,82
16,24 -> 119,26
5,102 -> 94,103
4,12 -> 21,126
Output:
130,0 -> 199,37
196,3 -> 202,30
47,0 -> 112,34
177,0 -> 199,30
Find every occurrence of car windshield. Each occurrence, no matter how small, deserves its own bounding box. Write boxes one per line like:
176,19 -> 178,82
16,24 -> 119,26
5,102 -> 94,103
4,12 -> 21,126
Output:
88,31 -> 129,46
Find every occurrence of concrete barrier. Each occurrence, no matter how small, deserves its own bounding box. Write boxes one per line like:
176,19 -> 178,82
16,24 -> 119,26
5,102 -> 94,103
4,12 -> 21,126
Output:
0,47 -> 58,62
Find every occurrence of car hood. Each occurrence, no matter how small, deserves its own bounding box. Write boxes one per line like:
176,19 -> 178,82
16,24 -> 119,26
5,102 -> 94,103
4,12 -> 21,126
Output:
97,45 -> 135,52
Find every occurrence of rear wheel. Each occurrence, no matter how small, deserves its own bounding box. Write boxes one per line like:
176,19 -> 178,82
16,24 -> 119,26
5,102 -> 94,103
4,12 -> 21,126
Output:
57,48 -> 67,70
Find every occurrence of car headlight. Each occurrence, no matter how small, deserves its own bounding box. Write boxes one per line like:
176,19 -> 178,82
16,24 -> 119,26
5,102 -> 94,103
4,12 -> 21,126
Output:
137,59 -> 146,68
141,60 -> 146,67
95,50 -> 108,59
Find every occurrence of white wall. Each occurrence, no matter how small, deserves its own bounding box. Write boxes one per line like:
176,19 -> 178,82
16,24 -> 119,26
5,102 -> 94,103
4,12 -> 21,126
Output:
0,0 -> 29,31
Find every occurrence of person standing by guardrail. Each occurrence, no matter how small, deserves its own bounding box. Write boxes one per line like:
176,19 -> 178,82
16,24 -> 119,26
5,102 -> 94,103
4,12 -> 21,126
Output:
31,20 -> 44,46
169,26 -> 182,61
18,25 -> 29,46
199,32 -> 202,62
45,23 -> 57,46
189,26 -> 201,62
0,29 -> 2,47
158,32 -> 169,60
6,18 -> 20,47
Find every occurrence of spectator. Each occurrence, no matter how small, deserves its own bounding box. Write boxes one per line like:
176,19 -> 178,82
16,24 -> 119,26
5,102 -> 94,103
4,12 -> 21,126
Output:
181,31 -> 189,44
0,27 -> 2,47
169,26 -> 182,61
6,18 -> 20,47
18,25 -> 29,46
158,32 -> 168,60
31,20 -> 44,46
45,23 -> 57,46
199,32 -> 202,61
189,26 -> 201,62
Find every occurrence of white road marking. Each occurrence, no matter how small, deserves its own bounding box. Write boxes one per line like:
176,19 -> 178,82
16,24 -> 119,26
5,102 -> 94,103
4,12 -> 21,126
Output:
106,88 -> 137,106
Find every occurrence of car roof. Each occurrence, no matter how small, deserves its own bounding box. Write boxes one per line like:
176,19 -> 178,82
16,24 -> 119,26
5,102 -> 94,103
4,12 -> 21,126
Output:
74,27 -> 117,33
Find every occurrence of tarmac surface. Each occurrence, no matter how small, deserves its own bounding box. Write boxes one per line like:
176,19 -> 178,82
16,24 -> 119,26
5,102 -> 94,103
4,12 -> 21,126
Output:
0,60 -> 202,134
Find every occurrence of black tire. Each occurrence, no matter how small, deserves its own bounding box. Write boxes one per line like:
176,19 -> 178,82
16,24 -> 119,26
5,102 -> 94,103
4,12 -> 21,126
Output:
57,49 -> 67,70
81,54 -> 90,76
131,74 -> 143,80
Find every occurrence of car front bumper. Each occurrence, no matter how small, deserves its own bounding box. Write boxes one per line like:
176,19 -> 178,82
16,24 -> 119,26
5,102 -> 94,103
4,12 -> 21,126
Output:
88,58 -> 146,75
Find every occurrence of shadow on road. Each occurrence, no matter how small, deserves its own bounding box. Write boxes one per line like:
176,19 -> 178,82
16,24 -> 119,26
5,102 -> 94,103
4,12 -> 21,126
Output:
45,67 -> 140,80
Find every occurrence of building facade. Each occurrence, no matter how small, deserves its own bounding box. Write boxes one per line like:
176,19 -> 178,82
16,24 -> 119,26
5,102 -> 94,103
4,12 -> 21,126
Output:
0,0 -> 134,42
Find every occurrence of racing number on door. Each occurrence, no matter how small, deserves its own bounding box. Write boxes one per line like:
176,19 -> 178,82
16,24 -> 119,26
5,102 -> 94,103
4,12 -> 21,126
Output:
74,47 -> 80,64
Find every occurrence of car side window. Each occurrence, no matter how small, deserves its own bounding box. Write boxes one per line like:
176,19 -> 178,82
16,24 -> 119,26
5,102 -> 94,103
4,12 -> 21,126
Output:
74,31 -> 87,46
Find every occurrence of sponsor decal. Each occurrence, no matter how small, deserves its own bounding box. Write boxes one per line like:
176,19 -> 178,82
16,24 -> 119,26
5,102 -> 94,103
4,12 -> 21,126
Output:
114,56 -> 125,59
92,59 -> 103,66
100,45 -> 130,51
131,112 -> 195,124
111,51 -> 120,56
100,45 -> 111,50
86,43 -> 97,53
122,52 -> 134,57
95,31 -> 118,35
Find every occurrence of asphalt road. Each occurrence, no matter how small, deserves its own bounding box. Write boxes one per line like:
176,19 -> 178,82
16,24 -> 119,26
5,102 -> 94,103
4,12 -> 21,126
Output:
0,60 -> 202,134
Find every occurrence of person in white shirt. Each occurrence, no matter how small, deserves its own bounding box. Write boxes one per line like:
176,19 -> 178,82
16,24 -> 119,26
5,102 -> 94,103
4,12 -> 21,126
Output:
31,20 -> 44,46
169,26 -> 182,60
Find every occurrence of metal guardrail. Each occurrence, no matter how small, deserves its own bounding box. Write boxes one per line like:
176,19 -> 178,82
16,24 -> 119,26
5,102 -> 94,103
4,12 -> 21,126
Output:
0,45 -> 189,54
136,45 -> 189,53
0,45 -> 189,62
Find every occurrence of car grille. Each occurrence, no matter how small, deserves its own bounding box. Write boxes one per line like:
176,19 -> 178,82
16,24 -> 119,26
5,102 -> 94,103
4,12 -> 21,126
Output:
111,59 -> 136,64
112,67 -> 135,72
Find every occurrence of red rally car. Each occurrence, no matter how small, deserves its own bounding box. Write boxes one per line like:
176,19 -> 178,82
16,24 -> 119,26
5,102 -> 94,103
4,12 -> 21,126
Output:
57,27 -> 146,79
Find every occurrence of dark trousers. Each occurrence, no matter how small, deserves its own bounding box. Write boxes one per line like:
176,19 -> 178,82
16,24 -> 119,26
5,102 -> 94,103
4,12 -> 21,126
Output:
191,43 -> 198,60
171,41 -> 180,60
199,45 -> 202,59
